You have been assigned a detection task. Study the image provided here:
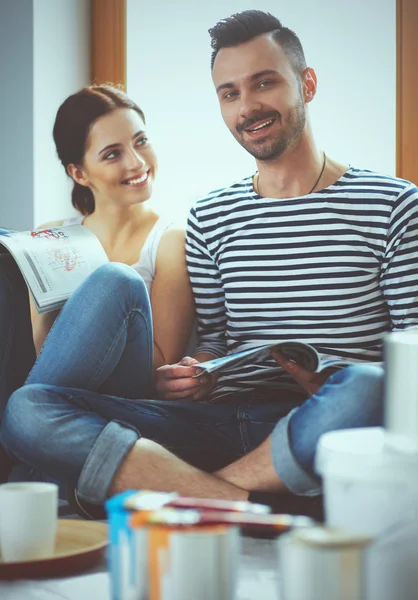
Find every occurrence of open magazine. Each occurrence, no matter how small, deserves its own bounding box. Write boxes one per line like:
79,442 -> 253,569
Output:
194,341 -> 355,376
0,225 -> 109,314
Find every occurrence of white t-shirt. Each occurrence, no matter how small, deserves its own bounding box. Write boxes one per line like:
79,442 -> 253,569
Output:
62,215 -> 172,294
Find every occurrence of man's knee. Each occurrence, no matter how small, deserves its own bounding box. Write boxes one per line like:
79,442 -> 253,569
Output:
342,362 -> 384,387
333,363 -> 384,419
288,363 -> 384,462
275,364 -> 385,492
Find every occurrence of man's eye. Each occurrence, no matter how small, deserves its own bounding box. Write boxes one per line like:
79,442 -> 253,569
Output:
224,91 -> 238,100
259,80 -> 273,88
136,136 -> 149,146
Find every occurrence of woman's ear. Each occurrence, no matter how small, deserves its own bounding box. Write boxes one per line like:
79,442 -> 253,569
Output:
66,164 -> 90,188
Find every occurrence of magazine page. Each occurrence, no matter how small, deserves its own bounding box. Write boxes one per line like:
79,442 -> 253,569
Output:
316,355 -> 374,373
0,225 -> 108,313
194,341 -> 373,377
195,341 -> 320,376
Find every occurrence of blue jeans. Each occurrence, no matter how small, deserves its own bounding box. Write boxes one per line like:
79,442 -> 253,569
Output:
0,258 -> 153,410
1,345 -> 384,502
0,257 -> 153,481
0,244 -> 384,500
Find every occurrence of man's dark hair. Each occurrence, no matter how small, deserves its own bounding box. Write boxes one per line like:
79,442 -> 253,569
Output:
209,10 -> 307,74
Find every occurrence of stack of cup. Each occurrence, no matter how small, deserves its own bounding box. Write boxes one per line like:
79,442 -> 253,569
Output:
315,328 -> 418,600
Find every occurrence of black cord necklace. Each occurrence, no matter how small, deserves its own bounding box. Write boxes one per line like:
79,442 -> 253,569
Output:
254,151 -> 327,197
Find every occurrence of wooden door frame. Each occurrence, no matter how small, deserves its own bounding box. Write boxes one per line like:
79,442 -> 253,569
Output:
397,0 -> 418,183
91,0 -> 126,88
90,1 -> 418,183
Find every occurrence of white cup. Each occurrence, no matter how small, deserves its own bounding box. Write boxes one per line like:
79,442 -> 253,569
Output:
0,482 -> 58,562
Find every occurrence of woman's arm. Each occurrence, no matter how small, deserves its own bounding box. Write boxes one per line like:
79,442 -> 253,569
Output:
29,220 -> 64,354
151,226 -> 195,368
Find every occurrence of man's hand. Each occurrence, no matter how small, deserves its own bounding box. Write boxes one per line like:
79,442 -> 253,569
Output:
154,356 -> 216,401
271,350 -> 330,396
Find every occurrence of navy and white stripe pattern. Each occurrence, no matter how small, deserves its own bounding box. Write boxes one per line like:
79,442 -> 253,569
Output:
186,168 -> 418,402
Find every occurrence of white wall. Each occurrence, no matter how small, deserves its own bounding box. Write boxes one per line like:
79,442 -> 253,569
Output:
0,0 -> 34,230
127,0 -> 396,221
0,0 -> 90,230
33,0 -> 91,227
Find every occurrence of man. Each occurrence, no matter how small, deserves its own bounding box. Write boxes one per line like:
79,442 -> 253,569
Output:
1,10 -> 417,514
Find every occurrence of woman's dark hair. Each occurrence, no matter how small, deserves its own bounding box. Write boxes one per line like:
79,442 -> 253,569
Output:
53,84 -> 146,216
209,10 -> 306,75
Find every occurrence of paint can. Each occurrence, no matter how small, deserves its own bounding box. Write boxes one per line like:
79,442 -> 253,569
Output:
277,526 -> 371,600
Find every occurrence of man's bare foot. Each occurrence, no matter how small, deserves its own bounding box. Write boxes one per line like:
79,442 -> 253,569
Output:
214,436 -> 286,494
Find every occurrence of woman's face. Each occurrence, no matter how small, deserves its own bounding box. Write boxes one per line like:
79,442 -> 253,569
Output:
76,108 -> 158,209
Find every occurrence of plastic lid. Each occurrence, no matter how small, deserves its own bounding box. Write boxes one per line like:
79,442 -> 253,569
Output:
291,526 -> 372,549
315,427 -> 418,481
385,329 -> 418,346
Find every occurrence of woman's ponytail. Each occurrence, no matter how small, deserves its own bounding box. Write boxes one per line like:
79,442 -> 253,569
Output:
71,182 -> 95,215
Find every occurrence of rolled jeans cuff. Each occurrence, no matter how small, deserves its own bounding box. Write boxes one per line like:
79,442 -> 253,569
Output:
271,409 -> 321,496
77,420 -> 140,504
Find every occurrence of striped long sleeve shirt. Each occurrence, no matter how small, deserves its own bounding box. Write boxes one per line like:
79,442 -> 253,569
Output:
186,167 -> 418,402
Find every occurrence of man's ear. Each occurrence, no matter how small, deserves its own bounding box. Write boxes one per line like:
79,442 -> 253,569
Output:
301,67 -> 317,104
66,164 -> 90,188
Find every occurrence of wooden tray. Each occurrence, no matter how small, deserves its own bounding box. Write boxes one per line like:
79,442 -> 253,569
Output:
0,519 -> 108,579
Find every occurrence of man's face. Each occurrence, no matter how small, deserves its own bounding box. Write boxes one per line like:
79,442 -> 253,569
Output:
212,34 -> 310,161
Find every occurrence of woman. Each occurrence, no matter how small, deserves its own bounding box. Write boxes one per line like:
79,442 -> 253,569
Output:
32,84 -> 194,364
0,85 -> 194,481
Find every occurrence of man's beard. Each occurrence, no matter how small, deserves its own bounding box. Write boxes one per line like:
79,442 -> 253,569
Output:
234,100 -> 306,161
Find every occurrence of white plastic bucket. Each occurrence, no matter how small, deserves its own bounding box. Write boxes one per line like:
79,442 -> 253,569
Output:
315,427 -> 418,600
385,329 -> 418,451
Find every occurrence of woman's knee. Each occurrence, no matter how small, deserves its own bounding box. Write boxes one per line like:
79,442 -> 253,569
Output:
84,263 -> 148,304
